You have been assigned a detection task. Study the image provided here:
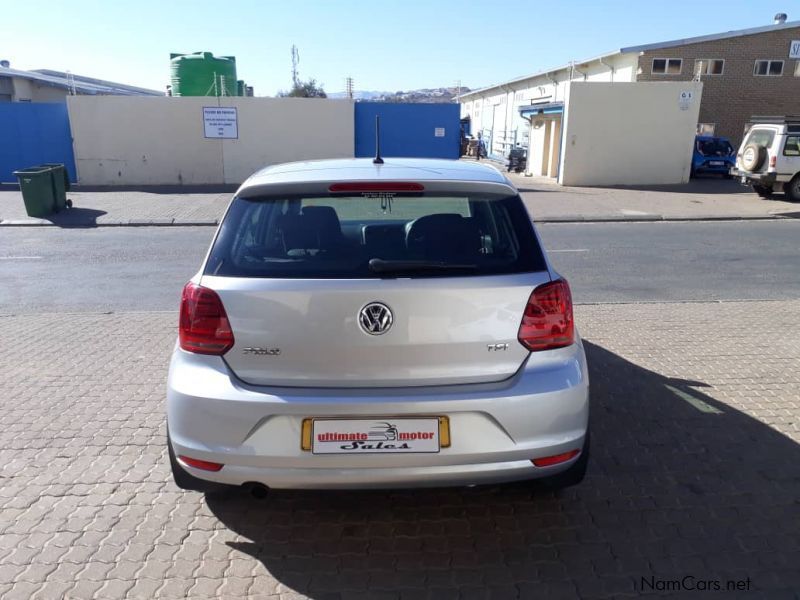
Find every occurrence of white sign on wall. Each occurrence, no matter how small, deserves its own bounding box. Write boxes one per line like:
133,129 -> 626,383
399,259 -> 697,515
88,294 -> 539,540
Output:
790,40 -> 800,59
203,107 -> 238,139
679,90 -> 694,111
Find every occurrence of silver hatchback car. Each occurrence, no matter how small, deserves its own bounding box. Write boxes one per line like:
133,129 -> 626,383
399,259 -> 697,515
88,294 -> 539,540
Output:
167,158 -> 589,494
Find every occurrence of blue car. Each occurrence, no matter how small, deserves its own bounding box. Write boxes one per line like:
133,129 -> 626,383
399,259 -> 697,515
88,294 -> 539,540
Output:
691,135 -> 735,178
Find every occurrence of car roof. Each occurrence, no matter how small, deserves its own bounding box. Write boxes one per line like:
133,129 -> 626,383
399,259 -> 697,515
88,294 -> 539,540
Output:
236,158 -> 515,198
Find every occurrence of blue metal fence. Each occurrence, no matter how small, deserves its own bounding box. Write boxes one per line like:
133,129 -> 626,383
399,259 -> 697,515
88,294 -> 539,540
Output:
354,103 -> 460,160
0,103 -> 76,183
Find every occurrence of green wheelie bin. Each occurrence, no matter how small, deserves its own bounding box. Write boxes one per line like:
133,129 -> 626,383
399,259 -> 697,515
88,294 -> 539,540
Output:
38,163 -> 72,211
13,166 -> 57,218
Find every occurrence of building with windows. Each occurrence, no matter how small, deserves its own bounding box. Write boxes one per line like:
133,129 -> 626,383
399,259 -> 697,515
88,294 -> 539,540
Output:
459,18 -> 800,179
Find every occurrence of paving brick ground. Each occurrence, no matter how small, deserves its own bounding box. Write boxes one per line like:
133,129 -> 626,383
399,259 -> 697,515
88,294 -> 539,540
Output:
2,170 -> 799,226
0,301 -> 799,599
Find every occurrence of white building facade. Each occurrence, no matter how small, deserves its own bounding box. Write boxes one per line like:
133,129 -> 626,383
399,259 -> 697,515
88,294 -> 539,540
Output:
459,19 -> 800,181
459,52 -> 639,177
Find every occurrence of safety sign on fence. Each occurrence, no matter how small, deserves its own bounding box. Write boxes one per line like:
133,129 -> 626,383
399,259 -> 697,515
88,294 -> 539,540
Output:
203,107 -> 238,139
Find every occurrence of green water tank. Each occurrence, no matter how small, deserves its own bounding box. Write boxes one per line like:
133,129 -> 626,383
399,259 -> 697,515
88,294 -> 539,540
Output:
170,52 -> 238,97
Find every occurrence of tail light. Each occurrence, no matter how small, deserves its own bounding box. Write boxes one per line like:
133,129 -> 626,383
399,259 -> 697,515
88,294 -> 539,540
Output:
770,155 -> 777,168
179,282 -> 234,355
518,279 -> 574,351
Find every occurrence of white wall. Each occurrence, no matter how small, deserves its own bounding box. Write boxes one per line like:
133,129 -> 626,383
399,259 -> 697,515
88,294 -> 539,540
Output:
218,97 -> 356,184
558,81 -> 702,186
67,96 -> 355,185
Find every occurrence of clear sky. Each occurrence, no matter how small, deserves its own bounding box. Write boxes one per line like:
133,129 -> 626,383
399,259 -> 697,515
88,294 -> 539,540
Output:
2,0 -> 796,95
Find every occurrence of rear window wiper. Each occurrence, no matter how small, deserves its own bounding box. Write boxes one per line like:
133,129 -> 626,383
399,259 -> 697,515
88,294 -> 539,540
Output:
368,258 -> 478,274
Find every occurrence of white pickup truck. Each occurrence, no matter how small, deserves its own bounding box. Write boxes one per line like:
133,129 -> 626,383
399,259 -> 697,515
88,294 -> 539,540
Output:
731,116 -> 800,201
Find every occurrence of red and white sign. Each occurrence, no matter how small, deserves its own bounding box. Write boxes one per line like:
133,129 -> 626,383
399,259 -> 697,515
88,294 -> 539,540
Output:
312,418 -> 440,454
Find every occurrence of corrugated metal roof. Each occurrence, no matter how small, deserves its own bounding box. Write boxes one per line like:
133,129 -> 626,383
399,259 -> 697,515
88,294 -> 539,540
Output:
0,66 -> 163,96
620,19 -> 800,53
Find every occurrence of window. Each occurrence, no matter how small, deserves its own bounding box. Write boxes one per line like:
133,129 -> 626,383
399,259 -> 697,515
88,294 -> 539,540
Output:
794,61 -> 800,77
652,58 -> 682,75
754,60 -> 784,76
205,193 -> 546,279
783,135 -> 800,156
696,123 -> 716,136
744,129 -> 776,149
695,59 -> 724,76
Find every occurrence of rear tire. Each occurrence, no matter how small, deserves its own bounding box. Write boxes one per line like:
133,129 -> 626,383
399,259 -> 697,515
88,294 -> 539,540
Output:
786,175 -> 800,202
753,184 -> 773,199
537,430 -> 590,490
168,432 -> 233,494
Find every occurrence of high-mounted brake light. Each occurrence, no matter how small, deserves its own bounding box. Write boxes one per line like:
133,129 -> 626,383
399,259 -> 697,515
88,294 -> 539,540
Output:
518,279 -> 574,351
328,182 -> 425,193
179,282 -> 234,355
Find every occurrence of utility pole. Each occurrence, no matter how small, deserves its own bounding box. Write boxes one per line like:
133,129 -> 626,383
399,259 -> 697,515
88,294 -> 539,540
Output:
455,79 -> 461,102
291,45 -> 300,88
345,76 -> 354,100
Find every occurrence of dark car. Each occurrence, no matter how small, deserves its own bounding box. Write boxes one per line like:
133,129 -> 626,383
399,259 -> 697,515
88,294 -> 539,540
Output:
691,135 -> 735,178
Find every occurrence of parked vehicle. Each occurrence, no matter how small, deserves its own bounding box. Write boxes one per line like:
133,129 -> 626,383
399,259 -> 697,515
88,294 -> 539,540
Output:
691,135 -> 735,178
167,158 -> 590,494
731,116 -> 800,200
507,145 -> 527,173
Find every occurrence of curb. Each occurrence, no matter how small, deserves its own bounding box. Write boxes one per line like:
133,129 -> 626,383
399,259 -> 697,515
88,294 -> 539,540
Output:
535,214 -> 791,224
0,219 -> 219,227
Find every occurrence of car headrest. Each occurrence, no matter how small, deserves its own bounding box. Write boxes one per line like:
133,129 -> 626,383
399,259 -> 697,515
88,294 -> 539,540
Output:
279,206 -> 344,251
405,213 -> 481,261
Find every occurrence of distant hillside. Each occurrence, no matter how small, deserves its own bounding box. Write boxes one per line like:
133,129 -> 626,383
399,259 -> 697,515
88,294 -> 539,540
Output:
329,86 -> 470,103
366,87 -> 470,104
328,90 -> 390,100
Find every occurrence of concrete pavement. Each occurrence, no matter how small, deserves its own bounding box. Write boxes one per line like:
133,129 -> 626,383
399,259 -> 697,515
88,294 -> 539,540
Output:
1,301 -> 798,598
1,172 -> 799,227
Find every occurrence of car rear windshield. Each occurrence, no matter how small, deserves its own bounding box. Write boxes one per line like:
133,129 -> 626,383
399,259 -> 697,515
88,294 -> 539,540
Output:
205,192 -> 547,278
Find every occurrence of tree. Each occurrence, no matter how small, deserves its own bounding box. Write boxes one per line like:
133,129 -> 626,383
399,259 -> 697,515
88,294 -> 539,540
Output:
279,78 -> 327,98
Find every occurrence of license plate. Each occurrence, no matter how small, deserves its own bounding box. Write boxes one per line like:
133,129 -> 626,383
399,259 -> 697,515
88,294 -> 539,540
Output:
304,417 -> 448,454
710,161 -> 724,166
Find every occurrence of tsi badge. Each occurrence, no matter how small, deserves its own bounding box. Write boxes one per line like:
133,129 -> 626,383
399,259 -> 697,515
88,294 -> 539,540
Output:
242,347 -> 281,356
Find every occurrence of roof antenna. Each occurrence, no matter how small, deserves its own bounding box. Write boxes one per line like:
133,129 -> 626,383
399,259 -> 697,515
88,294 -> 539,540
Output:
373,115 -> 384,164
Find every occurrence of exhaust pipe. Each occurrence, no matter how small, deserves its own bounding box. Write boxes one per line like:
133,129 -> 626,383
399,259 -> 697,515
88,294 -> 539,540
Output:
243,482 -> 269,499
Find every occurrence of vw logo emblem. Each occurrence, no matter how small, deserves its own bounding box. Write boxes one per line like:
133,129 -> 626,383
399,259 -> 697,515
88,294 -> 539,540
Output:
359,302 -> 393,335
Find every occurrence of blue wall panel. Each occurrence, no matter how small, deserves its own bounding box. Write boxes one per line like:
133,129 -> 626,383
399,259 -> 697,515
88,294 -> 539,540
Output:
355,103 -> 460,159
0,103 -> 76,183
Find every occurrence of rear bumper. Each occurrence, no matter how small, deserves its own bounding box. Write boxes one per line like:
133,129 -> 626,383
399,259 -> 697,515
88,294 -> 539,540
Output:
731,169 -> 779,186
694,161 -> 733,174
166,340 -> 590,489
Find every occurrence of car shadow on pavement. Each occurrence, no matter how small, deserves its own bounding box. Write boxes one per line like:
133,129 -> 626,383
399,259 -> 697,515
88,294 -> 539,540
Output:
206,341 -> 800,598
